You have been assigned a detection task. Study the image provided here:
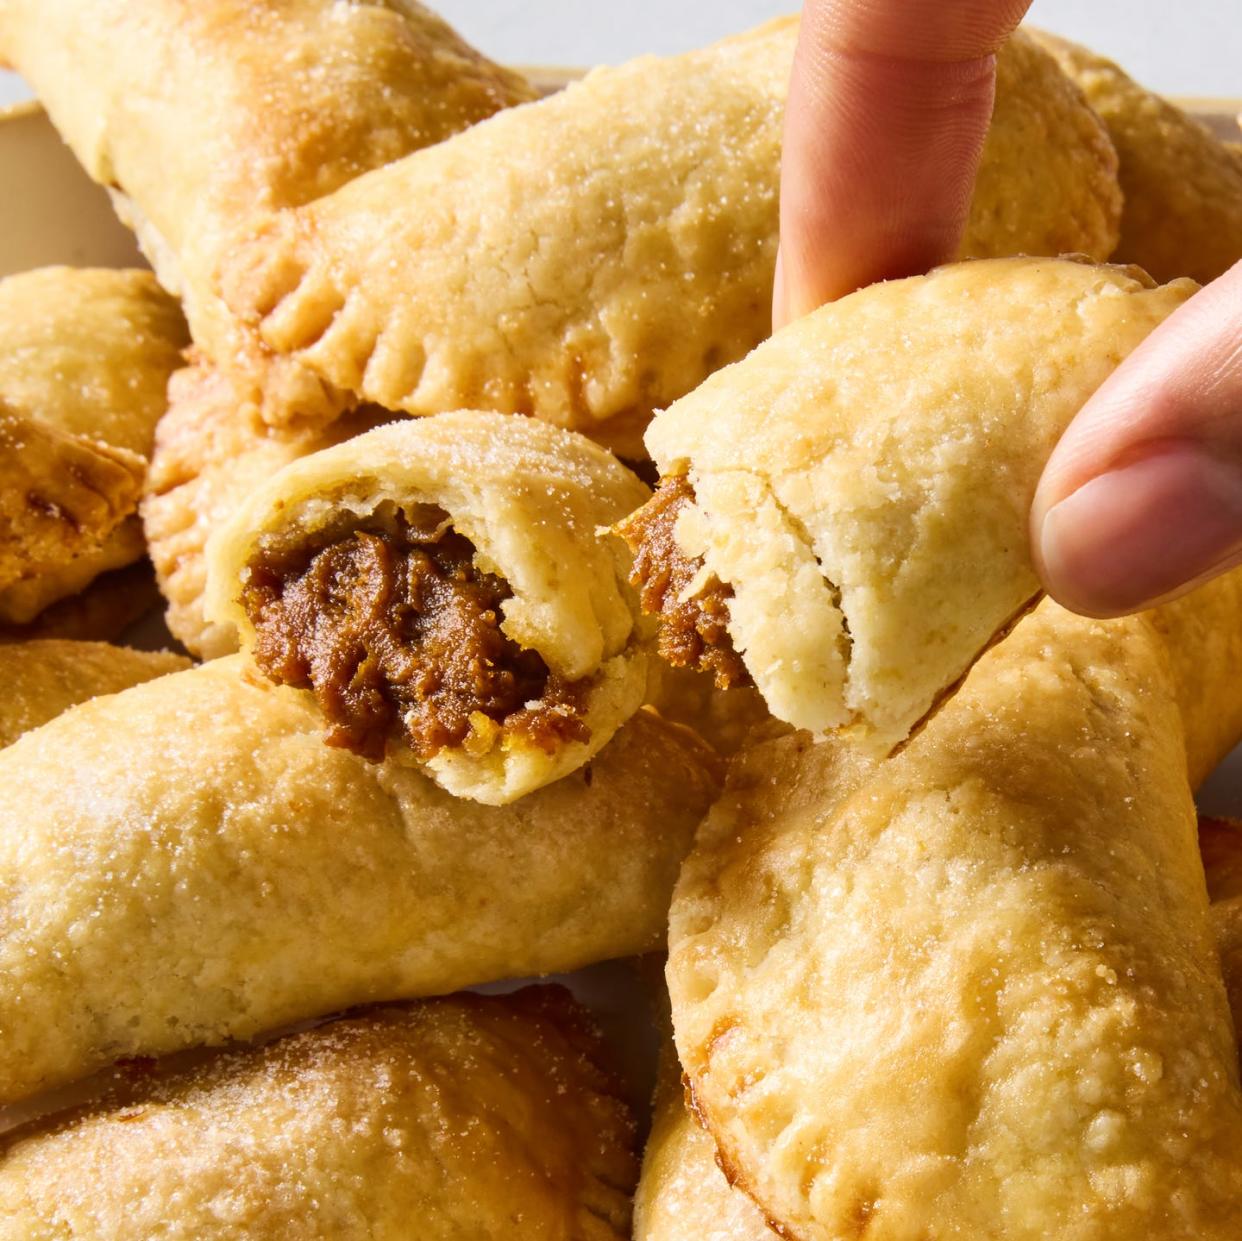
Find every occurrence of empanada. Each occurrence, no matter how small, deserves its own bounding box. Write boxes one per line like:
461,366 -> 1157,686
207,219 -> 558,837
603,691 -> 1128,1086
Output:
638,813 -> 1242,1241
0,267 -> 187,622
142,361 -> 390,659
0,563 -> 161,644
646,664 -> 776,759
634,1040 -> 777,1241
0,988 -> 635,1240
1033,32 -> 1242,284
0,638 -> 187,749
1201,816 -> 1242,1033
206,413 -> 653,803
215,26 -> 1120,453
0,0 -> 534,353
0,655 -> 719,1103
667,571 -> 1242,1240
621,257 -> 1195,751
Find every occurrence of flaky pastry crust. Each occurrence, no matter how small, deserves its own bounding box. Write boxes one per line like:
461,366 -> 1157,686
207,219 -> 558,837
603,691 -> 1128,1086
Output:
634,1041 -> 777,1241
639,811 -> 1242,1241
0,656 -> 719,1103
1201,817 -> 1242,1043
1033,31 -> 1242,283
0,0 -> 534,355
639,257 -> 1195,750
0,638 -> 187,749
667,571 -> 1242,1240
0,562 -> 161,644
0,988 -> 636,1240
215,27 -> 1120,451
142,361 -> 387,658
0,267 -> 187,619
207,412 -> 653,803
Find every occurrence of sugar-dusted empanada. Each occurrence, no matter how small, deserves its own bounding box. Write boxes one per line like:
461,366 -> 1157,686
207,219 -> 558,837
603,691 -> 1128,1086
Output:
142,361 -> 389,659
0,638 -> 187,749
634,1040 -> 777,1241
1033,31 -> 1242,284
645,664 -> 776,759
0,0 -> 534,353
0,987 -> 636,1240
1201,816 -> 1242,1034
0,563 -> 161,645
0,655 -> 719,1103
206,413 -> 653,803
0,267 -> 187,623
216,26 -> 1120,453
667,570 -> 1242,1241
639,809 -> 1242,1241
621,257 -> 1195,751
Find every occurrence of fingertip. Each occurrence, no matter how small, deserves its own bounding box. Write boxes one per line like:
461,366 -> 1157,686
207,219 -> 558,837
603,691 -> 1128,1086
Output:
1034,443 -> 1242,617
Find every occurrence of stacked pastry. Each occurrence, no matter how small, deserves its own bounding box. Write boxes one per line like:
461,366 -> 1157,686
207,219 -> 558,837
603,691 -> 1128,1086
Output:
1,0 -> 1241,1236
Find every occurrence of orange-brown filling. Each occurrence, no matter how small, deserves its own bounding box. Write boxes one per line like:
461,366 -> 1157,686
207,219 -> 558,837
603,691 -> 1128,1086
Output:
242,505 -> 589,762
616,474 -> 750,689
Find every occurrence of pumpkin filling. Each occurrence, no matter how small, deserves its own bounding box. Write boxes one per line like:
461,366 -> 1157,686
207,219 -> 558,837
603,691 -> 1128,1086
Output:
616,473 -> 750,689
241,504 -> 589,762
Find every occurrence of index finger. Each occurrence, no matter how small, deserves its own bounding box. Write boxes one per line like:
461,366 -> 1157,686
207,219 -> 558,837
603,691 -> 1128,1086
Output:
775,0 -> 1032,326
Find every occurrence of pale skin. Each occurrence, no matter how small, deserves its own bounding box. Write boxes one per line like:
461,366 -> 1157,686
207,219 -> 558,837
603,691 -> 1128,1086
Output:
777,0 -> 1242,617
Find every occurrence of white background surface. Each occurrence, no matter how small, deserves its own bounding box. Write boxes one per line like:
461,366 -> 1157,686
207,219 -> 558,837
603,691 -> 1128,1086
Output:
0,0 -> 1238,107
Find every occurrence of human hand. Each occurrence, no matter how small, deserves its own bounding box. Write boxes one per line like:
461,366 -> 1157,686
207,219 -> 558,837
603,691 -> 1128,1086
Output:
774,0 -> 1031,326
1032,261 -> 1242,616
779,0 -> 1242,617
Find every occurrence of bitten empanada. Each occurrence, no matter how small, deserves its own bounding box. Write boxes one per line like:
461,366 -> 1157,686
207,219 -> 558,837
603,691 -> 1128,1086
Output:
0,638 -> 187,749
1033,31 -> 1242,283
0,655 -> 719,1103
0,0 -> 534,354
0,267 -> 187,623
0,988 -> 636,1240
621,257 -> 1195,751
215,26 -> 1120,453
142,361 -> 389,658
206,413 -> 653,803
667,571 -> 1242,1240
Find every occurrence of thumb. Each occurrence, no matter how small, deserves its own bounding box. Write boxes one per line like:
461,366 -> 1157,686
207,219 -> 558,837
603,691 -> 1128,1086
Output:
1033,261 -> 1242,617
775,0 -> 1031,328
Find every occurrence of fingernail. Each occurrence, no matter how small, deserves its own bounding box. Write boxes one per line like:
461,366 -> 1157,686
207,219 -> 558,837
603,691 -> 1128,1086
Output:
1037,442 -> 1242,617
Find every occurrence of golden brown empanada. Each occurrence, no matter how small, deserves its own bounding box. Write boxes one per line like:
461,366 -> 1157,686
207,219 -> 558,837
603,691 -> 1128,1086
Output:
667,571 -> 1242,1240
634,1040 -> 778,1241
645,664 -> 776,759
0,562 -> 161,644
0,267 -> 187,623
206,412 -> 653,803
0,638 -> 187,749
215,26 -> 1120,453
638,811 -> 1242,1241
142,361 -> 390,659
0,654 -> 719,1103
0,0 -> 534,355
1201,816 -> 1242,1034
622,257 -> 1195,752
1033,31 -> 1242,283
0,987 -> 635,1240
